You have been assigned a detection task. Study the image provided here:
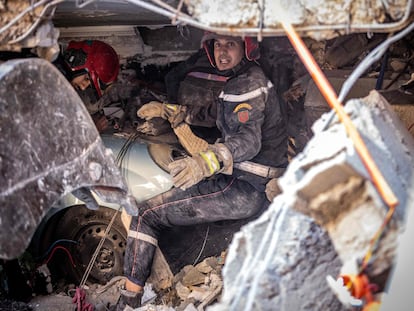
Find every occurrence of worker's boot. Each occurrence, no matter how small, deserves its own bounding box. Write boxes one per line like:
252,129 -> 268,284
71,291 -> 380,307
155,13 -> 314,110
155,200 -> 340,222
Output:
114,287 -> 143,311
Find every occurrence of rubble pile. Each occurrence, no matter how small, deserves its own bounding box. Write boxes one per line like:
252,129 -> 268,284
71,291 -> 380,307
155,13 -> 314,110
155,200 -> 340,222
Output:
209,91 -> 414,310
183,0 -> 410,39
21,254 -> 226,311
0,0 -> 59,52
128,254 -> 226,311
169,256 -> 224,311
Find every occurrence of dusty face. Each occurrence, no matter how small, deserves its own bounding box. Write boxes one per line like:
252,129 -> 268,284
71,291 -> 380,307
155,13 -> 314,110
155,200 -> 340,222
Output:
71,73 -> 91,91
213,38 -> 244,71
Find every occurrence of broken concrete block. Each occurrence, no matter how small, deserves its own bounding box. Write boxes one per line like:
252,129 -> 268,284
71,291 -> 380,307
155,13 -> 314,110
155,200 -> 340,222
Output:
208,91 -> 414,311
187,286 -> 212,302
282,90 -> 414,278
195,258 -> 217,274
175,281 -> 191,301
182,267 -> 207,287
182,303 -> 198,311
209,197 -> 345,311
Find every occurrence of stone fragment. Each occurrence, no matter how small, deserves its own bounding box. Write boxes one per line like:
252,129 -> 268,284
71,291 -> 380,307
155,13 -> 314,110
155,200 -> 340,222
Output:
182,267 -> 206,287
210,91 -> 414,310
175,281 -> 191,300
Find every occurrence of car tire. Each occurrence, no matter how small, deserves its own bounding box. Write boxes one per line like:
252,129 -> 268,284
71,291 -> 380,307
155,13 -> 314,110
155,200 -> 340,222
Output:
43,205 -> 127,285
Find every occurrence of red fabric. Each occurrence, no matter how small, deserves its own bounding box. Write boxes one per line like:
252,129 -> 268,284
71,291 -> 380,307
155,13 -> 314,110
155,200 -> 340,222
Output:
72,287 -> 94,311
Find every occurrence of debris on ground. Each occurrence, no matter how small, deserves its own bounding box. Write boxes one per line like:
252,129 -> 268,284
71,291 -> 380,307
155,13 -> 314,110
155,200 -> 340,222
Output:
0,254 -> 226,311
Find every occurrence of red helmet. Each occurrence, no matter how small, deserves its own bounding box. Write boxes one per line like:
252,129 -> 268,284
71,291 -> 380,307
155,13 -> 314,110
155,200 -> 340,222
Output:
201,32 -> 260,68
64,40 -> 119,97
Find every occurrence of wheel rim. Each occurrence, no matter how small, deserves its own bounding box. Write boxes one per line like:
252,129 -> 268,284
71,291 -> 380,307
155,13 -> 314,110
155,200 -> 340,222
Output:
75,222 -> 126,283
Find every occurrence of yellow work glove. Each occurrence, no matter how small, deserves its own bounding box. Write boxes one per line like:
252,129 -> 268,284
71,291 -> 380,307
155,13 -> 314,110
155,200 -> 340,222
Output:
168,150 -> 221,190
137,101 -> 186,127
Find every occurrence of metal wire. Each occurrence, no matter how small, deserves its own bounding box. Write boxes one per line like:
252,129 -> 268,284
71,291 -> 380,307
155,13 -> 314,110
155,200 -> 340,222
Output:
0,0 -> 64,40
2,0 -> 412,47
8,4 -> 59,44
171,0 -> 185,25
193,225 -> 210,266
229,202 -> 288,311
338,19 -> 414,103
75,0 -> 96,8
125,0 -> 413,39
79,207 -> 121,287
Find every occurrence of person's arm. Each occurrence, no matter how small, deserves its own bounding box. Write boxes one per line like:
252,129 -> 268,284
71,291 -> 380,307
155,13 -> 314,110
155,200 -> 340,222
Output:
166,74 -> 272,190
185,104 -> 218,127
164,49 -> 204,104
219,76 -> 270,163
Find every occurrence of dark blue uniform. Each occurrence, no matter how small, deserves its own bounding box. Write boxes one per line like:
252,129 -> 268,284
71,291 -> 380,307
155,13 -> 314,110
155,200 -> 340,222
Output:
124,60 -> 287,287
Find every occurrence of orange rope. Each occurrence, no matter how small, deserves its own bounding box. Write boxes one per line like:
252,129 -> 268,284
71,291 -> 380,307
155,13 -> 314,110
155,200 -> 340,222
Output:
281,22 -> 398,270
281,22 -> 398,208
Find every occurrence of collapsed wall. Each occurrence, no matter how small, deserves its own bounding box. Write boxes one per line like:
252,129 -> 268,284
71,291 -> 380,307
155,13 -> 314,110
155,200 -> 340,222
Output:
209,91 -> 414,310
183,0 -> 410,40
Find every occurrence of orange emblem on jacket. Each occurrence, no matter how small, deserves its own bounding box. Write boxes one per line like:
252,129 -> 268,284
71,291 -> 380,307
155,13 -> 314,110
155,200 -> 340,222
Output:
234,103 -> 252,123
233,103 -> 252,112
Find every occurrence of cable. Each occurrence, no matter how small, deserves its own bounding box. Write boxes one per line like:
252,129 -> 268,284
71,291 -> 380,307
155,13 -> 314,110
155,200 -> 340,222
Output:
283,20 -> 402,285
0,0 -> 48,35
193,225 -> 210,266
171,0 -> 185,25
115,132 -> 140,180
123,0 -> 413,38
8,3 -> 59,44
338,20 -> 414,103
43,245 -> 76,267
0,0 -> 64,43
283,21 -> 398,208
375,50 -> 389,90
76,0 -> 96,8
229,203 -> 287,310
39,239 -> 78,260
79,208 -> 120,287
1,0 -> 412,45
243,204 -> 288,311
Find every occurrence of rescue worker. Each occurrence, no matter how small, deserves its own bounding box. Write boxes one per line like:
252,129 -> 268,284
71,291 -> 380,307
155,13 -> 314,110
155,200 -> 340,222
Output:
135,47 -> 224,139
54,40 -> 120,132
163,47 -> 225,141
115,33 -> 288,310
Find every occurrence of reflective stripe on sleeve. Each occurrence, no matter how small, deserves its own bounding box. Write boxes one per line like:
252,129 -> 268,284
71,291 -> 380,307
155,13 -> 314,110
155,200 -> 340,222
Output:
219,81 -> 273,102
200,150 -> 220,174
128,230 -> 158,246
